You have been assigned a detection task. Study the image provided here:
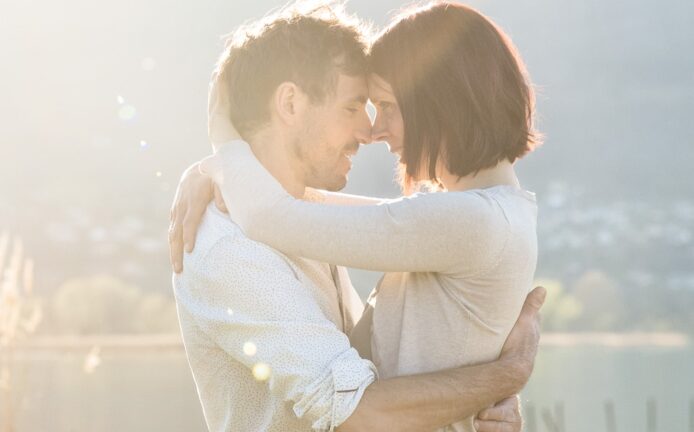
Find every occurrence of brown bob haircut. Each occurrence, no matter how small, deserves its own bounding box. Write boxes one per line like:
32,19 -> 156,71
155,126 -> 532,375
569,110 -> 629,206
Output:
369,2 -> 540,188
215,3 -> 368,139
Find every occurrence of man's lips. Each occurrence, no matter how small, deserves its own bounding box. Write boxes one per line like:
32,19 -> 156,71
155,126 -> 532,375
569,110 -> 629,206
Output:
344,143 -> 360,156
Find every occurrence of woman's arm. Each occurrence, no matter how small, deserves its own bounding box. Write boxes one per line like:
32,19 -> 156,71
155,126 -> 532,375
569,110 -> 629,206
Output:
203,141 -> 508,274
307,189 -> 387,206
167,159 -> 383,273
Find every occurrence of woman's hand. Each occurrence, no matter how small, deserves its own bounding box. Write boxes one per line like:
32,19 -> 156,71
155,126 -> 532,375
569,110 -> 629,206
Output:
168,162 -> 227,273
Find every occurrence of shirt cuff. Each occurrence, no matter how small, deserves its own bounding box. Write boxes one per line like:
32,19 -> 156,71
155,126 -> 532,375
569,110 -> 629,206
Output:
293,349 -> 378,431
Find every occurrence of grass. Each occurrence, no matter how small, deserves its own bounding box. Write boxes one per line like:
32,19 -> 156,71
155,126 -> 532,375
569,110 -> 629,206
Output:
0,232 -> 42,432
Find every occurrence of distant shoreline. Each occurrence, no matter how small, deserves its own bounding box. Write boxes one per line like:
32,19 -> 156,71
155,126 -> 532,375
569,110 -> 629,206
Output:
8,332 -> 691,351
540,332 -> 690,348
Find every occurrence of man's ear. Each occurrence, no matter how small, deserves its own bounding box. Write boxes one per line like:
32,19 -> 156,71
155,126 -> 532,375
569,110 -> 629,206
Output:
272,82 -> 309,127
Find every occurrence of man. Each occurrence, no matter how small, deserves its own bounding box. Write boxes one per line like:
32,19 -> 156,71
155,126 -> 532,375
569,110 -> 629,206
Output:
170,4 -> 544,431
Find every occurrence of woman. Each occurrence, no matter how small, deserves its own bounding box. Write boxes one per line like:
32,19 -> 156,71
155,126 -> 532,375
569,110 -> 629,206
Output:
176,3 -> 540,431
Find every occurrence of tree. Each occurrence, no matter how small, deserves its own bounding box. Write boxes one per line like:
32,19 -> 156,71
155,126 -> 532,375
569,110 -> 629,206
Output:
571,270 -> 626,331
52,275 -> 141,334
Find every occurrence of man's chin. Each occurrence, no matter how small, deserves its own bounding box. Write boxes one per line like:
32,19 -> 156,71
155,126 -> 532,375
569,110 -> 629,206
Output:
324,177 -> 348,192
311,174 -> 347,192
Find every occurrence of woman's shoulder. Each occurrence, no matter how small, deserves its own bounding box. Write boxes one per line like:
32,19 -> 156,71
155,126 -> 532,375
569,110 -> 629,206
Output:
402,185 -> 534,217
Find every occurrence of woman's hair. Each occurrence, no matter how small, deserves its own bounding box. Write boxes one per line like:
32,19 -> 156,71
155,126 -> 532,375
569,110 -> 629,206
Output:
369,2 -> 541,189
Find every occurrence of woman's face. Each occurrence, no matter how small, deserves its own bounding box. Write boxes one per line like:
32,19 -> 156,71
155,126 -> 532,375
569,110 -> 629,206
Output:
368,73 -> 405,160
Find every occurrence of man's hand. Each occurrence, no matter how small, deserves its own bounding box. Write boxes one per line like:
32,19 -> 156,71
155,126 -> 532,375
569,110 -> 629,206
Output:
168,162 -> 225,273
498,286 -> 546,389
475,395 -> 522,432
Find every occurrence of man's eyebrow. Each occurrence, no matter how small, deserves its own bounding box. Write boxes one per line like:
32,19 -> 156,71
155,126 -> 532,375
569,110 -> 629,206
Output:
346,94 -> 368,104
370,78 -> 392,94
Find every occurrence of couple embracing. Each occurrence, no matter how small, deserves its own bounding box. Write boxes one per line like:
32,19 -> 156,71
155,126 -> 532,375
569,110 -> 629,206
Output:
169,2 -> 545,431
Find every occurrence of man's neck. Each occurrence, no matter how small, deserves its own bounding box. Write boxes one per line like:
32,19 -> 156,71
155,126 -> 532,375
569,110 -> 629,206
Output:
246,129 -> 306,198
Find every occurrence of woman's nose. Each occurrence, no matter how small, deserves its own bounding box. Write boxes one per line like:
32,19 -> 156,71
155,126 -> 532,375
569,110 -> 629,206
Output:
371,119 -> 389,143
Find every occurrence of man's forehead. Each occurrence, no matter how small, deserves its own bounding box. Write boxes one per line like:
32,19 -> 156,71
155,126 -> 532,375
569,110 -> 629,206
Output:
367,74 -> 394,99
335,74 -> 368,103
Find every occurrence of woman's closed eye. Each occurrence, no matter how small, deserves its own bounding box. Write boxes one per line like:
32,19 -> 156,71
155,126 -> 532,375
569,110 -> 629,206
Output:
378,101 -> 394,114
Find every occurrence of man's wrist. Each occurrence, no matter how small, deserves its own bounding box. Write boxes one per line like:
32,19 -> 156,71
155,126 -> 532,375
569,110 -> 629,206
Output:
496,357 -> 532,394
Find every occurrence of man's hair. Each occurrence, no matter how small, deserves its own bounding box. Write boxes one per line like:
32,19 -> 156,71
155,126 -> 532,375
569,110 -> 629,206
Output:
215,2 -> 369,139
369,2 -> 541,188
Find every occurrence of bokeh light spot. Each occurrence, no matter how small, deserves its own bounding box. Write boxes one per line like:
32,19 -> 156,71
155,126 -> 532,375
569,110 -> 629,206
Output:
243,341 -> 257,356
252,363 -> 271,381
118,104 -> 137,121
83,346 -> 102,374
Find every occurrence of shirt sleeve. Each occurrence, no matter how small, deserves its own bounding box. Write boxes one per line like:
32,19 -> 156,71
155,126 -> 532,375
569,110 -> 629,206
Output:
201,141 -> 509,275
178,235 -> 376,431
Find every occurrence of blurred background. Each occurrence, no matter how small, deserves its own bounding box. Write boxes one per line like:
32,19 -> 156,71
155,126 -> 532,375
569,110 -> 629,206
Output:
1,0 -> 693,430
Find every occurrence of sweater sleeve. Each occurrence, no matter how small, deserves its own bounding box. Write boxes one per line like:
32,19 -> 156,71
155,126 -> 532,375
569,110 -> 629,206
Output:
306,188 -> 387,206
202,141 -> 509,275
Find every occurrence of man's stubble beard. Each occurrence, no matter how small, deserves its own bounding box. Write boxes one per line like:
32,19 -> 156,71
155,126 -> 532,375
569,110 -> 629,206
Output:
290,132 -> 348,192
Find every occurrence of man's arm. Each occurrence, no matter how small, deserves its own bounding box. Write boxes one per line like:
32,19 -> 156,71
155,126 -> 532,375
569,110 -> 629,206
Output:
339,358 -> 523,432
338,286 -> 545,432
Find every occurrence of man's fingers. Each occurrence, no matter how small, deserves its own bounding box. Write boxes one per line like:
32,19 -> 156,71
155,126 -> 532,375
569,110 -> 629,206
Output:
478,402 -> 520,422
521,286 -> 546,316
478,396 -> 520,421
474,419 -> 520,432
475,395 -> 522,432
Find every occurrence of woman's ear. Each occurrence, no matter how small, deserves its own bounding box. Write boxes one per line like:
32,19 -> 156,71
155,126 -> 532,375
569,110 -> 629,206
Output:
272,82 -> 309,127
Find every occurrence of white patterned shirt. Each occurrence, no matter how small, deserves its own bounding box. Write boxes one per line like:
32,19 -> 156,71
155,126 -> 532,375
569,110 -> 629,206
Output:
173,203 -> 376,432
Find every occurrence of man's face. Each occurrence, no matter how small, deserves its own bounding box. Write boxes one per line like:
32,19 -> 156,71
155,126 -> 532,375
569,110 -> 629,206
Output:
292,74 -> 371,191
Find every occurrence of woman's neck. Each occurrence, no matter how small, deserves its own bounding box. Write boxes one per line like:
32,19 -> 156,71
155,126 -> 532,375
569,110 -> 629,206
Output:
440,159 -> 520,192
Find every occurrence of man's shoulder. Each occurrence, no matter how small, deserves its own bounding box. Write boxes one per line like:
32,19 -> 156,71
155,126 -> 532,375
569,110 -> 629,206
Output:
184,204 -> 298,279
